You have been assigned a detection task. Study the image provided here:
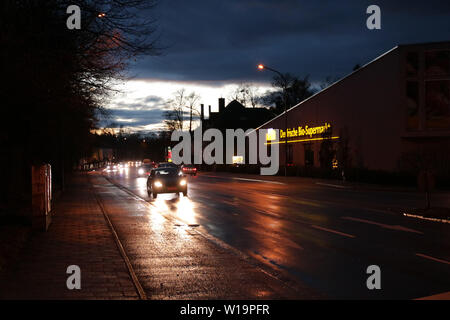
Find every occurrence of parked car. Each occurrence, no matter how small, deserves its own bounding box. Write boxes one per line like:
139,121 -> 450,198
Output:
146,167 -> 187,198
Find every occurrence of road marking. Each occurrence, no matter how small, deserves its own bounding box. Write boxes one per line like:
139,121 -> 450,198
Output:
416,291 -> 450,300
342,216 -> 424,234
311,225 -> 356,238
202,174 -> 285,185
291,198 -> 324,208
315,182 -> 352,189
232,177 -> 286,185
416,253 -> 450,266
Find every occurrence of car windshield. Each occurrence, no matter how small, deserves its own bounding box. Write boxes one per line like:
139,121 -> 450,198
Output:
154,168 -> 179,177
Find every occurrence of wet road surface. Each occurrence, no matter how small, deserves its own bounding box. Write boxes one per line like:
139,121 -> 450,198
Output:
97,167 -> 450,299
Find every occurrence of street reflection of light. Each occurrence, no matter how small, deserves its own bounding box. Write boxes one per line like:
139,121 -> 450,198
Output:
247,214 -> 299,268
148,199 -> 166,234
152,197 -> 171,217
175,197 -> 197,225
136,177 -> 147,191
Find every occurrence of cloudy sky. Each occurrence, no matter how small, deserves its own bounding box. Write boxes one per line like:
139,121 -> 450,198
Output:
104,0 -> 450,133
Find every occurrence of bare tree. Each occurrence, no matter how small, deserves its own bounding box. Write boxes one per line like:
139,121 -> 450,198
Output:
163,89 -> 202,133
1,0 -> 161,196
164,89 -> 186,132
228,83 -> 261,107
261,73 -> 314,114
185,91 -> 201,133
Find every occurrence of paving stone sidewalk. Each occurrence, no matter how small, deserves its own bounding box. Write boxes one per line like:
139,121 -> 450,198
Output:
0,173 -> 139,300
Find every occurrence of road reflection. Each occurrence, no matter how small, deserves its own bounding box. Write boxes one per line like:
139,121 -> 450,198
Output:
175,196 -> 198,225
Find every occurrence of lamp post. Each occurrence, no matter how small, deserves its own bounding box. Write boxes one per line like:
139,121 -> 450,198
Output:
258,64 -> 288,177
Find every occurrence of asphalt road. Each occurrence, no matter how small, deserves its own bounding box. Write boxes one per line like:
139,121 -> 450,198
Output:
99,166 -> 450,299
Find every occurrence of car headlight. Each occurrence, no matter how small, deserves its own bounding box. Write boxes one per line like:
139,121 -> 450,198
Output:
154,181 -> 163,188
138,168 -> 144,175
179,179 -> 187,186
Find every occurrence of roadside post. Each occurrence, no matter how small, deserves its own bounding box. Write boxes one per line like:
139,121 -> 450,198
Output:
31,164 -> 52,231
418,170 -> 435,210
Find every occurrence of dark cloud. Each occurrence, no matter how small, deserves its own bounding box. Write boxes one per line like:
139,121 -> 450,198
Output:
137,95 -> 164,105
104,108 -> 165,128
133,0 -> 450,82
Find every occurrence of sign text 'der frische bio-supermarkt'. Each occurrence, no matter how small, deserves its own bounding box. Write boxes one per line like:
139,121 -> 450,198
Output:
266,123 -> 332,141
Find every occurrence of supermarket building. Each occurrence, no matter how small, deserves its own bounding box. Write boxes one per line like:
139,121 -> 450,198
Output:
257,42 -> 450,176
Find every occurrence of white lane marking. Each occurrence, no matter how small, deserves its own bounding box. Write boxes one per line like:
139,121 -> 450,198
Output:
342,216 -> 424,235
416,253 -> 450,266
311,225 -> 356,238
315,182 -> 352,189
202,175 -> 285,185
232,177 -> 286,185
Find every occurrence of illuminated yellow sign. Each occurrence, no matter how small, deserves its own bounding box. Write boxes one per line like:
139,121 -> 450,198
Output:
280,122 -> 331,139
232,156 -> 244,164
266,136 -> 339,145
266,129 -> 277,141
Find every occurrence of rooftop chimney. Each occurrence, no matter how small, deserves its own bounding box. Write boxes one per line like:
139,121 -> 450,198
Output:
208,105 -> 212,117
219,98 -> 225,113
200,104 -> 204,121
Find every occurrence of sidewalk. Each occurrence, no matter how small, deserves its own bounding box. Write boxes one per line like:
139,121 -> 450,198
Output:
0,174 -> 139,300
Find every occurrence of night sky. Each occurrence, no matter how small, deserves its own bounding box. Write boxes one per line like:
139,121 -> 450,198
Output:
106,0 -> 450,132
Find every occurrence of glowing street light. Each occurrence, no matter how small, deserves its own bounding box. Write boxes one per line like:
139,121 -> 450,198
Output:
257,63 -> 289,177
97,12 -> 107,18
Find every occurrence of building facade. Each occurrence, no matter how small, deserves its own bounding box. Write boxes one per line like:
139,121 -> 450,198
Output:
258,42 -> 450,179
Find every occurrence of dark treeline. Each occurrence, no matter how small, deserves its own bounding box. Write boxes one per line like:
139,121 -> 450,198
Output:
0,0 -> 159,220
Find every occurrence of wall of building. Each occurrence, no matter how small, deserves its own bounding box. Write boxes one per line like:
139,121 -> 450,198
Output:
262,47 -> 404,171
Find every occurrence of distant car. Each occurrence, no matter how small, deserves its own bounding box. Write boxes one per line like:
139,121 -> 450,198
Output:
157,162 -> 179,169
147,167 -> 187,198
181,164 -> 197,176
104,163 -> 119,172
137,164 -> 153,176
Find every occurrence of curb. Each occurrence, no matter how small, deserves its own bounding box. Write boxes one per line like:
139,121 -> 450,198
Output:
90,180 -> 147,300
402,212 -> 450,224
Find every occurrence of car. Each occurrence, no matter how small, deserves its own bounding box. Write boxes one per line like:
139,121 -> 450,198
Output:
137,164 -> 154,176
146,167 -> 187,198
157,162 -> 179,169
181,164 -> 197,176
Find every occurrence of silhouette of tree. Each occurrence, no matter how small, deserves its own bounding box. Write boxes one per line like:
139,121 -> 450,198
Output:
228,83 -> 261,108
261,73 -> 315,114
1,0 -> 160,215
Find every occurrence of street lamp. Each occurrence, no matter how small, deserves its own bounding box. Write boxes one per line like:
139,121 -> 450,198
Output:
258,64 -> 289,177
